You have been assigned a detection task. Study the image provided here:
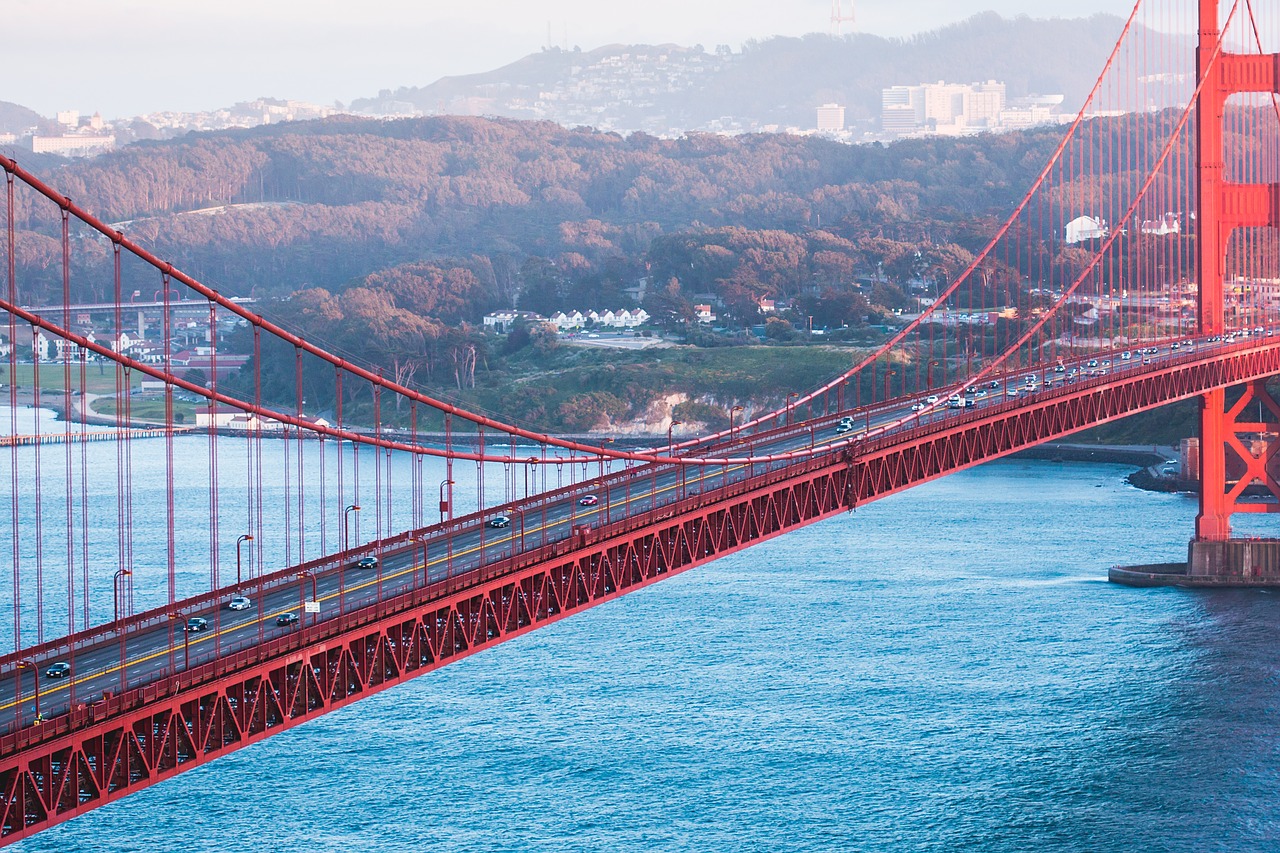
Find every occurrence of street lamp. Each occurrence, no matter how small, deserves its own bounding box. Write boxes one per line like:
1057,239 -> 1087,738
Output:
524,457 -> 538,500
15,660 -> 38,726
786,392 -> 799,426
927,360 -> 940,390
298,571 -> 318,627
169,613 -> 190,672
235,534 -> 253,587
667,419 -> 682,455
414,534 -> 429,588
883,369 -> 896,402
438,479 -> 454,523
113,569 -> 132,624
343,504 -> 360,552
730,405 -> 744,439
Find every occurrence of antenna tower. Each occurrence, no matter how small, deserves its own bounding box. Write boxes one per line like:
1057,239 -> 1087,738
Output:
830,1 -> 855,36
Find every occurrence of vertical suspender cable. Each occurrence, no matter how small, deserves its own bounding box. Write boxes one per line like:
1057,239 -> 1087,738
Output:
5,173 -> 18,651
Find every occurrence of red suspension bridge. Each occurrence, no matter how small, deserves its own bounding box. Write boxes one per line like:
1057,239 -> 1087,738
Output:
0,0 -> 1278,843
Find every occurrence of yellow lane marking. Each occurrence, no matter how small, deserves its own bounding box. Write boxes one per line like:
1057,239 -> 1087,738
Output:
4,461 -> 738,714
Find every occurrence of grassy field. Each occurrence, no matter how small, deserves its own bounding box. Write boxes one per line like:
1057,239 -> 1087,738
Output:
90,396 -> 199,425
0,363 -> 141,395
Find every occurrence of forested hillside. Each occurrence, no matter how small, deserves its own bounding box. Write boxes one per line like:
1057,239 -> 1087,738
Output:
7,108 -> 1217,432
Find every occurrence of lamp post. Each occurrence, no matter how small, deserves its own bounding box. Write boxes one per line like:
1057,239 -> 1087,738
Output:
511,506 -> 526,574
599,438 -> 615,524
343,504 -> 360,553
438,479 -> 454,523
113,569 -> 132,624
729,405 -> 744,440
786,392 -> 799,426
15,660 -> 37,726
113,568 -> 132,691
235,534 -> 253,587
524,457 -> 538,501
927,360 -> 940,390
415,534 -> 428,589
667,420 -> 682,455
168,613 -> 190,672
883,369 -> 895,402
298,570 -> 318,628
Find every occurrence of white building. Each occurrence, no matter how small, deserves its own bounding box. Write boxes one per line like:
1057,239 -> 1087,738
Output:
816,103 -> 846,132
550,308 -> 649,330
483,310 -> 545,333
34,331 -> 96,361
31,135 -> 116,157
1064,215 -> 1109,244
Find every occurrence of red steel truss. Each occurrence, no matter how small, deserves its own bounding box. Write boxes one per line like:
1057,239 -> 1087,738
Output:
1195,0 -> 1280,539
3,338 -> 1279,844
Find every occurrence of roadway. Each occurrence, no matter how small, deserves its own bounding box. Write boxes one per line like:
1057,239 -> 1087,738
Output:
0,328 -> 1271,729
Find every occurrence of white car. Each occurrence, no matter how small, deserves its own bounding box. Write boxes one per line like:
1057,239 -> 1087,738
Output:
227,595 -> 252,611
925,395 -> 939,404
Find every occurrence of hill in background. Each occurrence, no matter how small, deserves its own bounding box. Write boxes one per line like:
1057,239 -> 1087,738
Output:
351,13 -> 1168,134
0,101 -> 43,135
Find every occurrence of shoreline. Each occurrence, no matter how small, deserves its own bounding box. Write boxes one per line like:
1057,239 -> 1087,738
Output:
5,393 -> 1199,489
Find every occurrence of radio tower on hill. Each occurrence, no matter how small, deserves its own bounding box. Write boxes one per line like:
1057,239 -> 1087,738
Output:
830,1 -> 855,36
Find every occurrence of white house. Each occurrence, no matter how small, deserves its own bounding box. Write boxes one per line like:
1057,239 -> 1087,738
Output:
34,331 -> 96,362
483,310 -> 545,333
194,405 -> 284,432
1064,215 -> 1108,244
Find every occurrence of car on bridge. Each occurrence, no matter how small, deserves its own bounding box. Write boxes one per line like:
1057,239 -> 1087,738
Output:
185,617 -> 209,633
44,662 -> 71,679
578,495 -> 599,506
276,613 -> 299,627
355,556 -> 378,570
486,515 -> 511,529
226,596 -> 252,611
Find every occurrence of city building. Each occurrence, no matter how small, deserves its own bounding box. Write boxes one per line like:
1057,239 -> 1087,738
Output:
881,80 -> 1057,137
816,103 -> 846,132
31,134 -> 116,156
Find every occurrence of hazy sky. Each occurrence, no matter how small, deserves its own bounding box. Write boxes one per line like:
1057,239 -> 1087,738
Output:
12,0 -> 1126,118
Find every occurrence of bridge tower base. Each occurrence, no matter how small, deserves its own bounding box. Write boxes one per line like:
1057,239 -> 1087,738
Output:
1111,538 -> 1280,587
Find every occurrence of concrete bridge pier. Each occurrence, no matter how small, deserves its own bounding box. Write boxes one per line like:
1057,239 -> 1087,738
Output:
1111,539 -> 1280,587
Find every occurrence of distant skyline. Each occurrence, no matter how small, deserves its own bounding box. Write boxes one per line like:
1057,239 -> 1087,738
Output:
13,1 -> 1131,119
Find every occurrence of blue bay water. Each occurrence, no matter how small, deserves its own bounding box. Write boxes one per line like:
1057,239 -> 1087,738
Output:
15,458 -> 1280,852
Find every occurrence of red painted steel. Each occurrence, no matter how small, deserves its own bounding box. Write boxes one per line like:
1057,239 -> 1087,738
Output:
1195,0 -> 1280,540
4,338 -> 1280,844
3,2 -> 1280,845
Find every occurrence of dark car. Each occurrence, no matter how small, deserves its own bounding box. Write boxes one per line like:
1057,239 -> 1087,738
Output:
486,515 -> 511,529
185,617 -> 209,633
276,613 -> 299,627
578,495 -> 599,507
45,662 -> 71,679
355,556 -> 378,570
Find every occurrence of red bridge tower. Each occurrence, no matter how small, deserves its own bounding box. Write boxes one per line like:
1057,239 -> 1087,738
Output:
1191,0 -> 1280,575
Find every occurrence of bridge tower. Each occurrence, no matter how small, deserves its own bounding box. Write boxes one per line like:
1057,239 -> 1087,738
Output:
1191,0 -> 1280,574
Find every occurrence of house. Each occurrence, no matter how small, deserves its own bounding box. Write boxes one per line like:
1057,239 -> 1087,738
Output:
694,304 -> 717,324
483,310 -> 545,333
34,331 -> 96,362
194,405 -> 284,431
